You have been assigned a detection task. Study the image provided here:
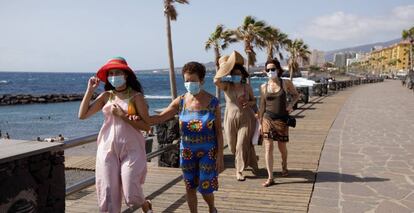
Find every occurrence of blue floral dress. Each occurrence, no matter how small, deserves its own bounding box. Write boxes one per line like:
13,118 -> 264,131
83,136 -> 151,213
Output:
178,95 -> 219,194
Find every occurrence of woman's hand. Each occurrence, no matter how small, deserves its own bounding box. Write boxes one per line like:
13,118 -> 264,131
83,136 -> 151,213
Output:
128,115 -> 142,121
111,104 -> 125,117
216,152 -> 224,173
87,76 -> 100,92
237,96 -> 249,108
286,105 -> 293,114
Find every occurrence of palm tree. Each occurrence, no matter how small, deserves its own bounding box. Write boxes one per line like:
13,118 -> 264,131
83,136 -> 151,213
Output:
402,26 -> 414,70
164,0 -> 189,100
286,39 -> 311,80
205,24 -> 237,98
263,26 -> 289,61
233,16 -> 268,74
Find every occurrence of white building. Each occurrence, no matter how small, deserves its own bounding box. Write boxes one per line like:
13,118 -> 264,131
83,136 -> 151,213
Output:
334,52 -> 356,67
309,49 -> 326,66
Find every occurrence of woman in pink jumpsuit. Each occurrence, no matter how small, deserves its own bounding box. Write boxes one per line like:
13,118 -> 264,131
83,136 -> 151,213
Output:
79,57 -> 153,213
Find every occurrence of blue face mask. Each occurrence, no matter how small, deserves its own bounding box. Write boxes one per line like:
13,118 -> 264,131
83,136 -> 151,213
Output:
108,75 -> 126,88
231,75 -> 242,83
184,82 -> 201,95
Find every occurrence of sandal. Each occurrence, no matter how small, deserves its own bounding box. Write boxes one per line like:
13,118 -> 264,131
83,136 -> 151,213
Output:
142,200 -> 153,213
281,162 -> 288,177
262,179 -> 275,187
236,172 -> 246,181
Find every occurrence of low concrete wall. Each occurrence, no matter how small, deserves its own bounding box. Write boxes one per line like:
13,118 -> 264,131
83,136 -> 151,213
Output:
0,150 -> 65,212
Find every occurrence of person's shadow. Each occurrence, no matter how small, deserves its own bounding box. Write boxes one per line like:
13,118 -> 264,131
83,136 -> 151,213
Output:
244,169 -> 389,184
313,171 -> 390,183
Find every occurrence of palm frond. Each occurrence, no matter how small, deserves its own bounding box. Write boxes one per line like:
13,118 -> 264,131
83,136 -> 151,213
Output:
164,0 -> 189,21
165,5 -> 178,20
205,39 -> 213,51
174,0 -> 189,4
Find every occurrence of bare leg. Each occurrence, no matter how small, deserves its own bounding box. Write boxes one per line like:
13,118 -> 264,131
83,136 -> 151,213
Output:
186,188 -> 198,213
264,139 -> 274,180
201,193 -> 216,213
277,142 -> 288,176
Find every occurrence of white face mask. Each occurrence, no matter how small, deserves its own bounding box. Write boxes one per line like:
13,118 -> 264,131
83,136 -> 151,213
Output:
267,71 -> 278,78
108,75 -> 126,88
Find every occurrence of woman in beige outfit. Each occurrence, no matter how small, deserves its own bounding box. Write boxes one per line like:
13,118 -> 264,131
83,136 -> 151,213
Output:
214,51 -> 259,181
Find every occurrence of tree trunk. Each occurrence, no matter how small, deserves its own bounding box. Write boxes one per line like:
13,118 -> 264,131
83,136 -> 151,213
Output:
410,42 -> 413,70
214,47 -> 221,99
267,45 -> 273,61
166,14 -> 177,100
246,52 -> 251,84
245,41 -> 251,84
289,60 -> 293,80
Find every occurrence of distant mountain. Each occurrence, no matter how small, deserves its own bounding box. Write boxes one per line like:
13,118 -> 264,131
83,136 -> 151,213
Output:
325,38 -> 402,62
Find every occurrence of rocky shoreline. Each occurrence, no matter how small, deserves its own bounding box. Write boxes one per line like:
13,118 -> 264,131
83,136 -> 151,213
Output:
0,93 -> 97,106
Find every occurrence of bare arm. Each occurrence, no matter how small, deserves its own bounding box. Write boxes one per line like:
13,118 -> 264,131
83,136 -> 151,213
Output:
258,84 -> 266,122
213,76 -> 229,91
284,80 -> 300,112
246,84 -> 257,108
214,102 -> 224,173
148,97 -> 180,125
133,93 -> 151,124
78,76 -> 107,120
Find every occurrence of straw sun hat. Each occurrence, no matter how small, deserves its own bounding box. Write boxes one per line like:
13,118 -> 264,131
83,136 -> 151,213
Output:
215,51 -> 245,79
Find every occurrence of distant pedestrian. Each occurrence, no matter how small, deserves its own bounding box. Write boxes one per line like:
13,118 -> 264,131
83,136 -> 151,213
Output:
5,132 -> 10,139
58,134 -> 64,141
78,57 -> 153,212
36,137 -> 41,141
0,130 -> 2,138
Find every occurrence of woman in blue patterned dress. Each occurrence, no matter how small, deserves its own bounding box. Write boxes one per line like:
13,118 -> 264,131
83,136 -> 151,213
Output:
149,62 -> 224,213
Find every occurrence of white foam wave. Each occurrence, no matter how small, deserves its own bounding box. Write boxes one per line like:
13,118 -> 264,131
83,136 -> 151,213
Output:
145,95 -> 172,100
0,80 -> 9,84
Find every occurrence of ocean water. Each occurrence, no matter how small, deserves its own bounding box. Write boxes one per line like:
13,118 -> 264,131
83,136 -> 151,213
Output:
0,71 -> 267,140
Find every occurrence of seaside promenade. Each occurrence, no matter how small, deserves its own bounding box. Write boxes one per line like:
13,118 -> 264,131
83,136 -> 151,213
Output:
309,80 -> 414,213
64,80 -> 414,212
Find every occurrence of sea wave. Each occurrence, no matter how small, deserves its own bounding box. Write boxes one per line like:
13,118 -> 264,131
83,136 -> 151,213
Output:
145,95 -> 172,100
0,80 -> 9,84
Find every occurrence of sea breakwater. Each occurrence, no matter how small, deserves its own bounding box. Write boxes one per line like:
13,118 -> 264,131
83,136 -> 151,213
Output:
0,93 -> 97,106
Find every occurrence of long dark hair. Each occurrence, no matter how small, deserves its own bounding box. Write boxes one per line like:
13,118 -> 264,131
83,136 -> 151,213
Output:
265,58 -> 284,77
104,70 -> 144,94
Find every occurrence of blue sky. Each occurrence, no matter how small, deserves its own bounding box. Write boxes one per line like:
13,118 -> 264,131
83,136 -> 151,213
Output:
0,0 -> 413,72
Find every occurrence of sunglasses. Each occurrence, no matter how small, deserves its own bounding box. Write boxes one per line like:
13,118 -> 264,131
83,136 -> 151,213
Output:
266,68 -> 277,72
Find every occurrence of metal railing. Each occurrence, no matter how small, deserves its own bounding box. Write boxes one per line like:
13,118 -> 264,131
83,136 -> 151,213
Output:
64,134 -> 178,196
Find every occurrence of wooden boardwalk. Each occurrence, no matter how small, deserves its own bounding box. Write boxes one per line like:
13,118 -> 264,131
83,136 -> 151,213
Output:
66,87 -> 355,213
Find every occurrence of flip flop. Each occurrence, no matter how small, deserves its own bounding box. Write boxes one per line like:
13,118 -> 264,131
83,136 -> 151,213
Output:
236,173 -> 246,181
142,200 -> 153,213
262,179 -> 275,187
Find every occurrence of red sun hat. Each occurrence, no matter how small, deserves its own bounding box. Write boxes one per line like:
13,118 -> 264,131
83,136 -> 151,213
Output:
97,57 -> 134,83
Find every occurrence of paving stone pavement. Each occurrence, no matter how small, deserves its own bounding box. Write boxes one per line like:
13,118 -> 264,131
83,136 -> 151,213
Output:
309,80 -> 414,213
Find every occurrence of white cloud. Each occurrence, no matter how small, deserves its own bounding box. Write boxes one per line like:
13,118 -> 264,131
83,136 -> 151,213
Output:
304,5 -> 414,43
